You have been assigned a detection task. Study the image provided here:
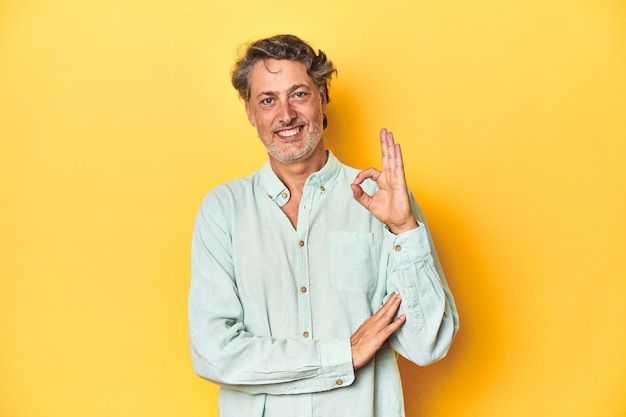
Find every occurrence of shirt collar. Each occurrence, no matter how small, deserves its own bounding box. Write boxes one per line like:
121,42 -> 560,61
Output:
260,151 -> 341,208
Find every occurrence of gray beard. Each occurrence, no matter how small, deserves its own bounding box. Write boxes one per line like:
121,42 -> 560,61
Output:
264,118 -> 323,164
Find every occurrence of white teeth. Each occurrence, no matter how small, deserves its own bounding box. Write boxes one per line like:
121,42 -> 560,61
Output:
276,128 -> 299,138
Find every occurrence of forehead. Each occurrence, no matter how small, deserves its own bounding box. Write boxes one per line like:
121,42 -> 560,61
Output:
248,59 -> 316,95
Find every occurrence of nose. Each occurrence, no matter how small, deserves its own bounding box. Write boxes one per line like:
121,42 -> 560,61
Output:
277,100 -> 297,125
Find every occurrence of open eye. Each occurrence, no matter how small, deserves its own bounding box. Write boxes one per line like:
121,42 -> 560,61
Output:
293,91 -> 308,99
261,97 -> 275,105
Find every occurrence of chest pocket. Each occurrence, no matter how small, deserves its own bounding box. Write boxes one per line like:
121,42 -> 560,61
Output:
330,231 -> 379,293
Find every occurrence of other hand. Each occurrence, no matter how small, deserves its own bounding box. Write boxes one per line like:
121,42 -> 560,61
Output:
350,293 -> 405,370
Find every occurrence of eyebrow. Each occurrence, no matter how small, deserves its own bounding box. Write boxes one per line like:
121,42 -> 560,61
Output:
255,83 -> 311,99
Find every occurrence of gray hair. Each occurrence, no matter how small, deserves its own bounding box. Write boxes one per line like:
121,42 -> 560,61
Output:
231,34 -> 337,113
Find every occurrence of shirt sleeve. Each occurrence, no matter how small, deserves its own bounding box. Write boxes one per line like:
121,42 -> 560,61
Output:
188,192 -> 355,395
384,196 -> 460,366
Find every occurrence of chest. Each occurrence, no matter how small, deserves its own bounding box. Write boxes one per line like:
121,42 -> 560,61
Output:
280,196 -> 300,229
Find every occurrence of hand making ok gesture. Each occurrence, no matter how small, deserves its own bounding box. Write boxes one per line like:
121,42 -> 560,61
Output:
350,128 -> 418,235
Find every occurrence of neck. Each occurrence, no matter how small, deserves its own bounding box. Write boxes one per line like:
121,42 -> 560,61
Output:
269,147 -> 328,194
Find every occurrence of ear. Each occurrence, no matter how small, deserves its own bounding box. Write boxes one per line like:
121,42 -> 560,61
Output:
245,100 -> 256,127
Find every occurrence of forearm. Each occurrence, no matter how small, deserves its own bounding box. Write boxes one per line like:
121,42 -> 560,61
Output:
189,208 -> 355,394
189,318 -> 354,394
385,219 -> 459,365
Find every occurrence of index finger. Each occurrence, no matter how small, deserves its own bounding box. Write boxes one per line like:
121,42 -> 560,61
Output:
352,167 -> 381,186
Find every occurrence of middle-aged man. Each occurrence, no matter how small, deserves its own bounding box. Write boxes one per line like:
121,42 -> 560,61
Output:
189,34 -> 459,417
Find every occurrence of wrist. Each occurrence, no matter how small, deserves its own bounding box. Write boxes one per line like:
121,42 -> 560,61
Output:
388,218 -> 418,235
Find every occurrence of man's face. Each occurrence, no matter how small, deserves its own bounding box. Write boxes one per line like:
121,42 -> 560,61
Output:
245,59 -> 326,165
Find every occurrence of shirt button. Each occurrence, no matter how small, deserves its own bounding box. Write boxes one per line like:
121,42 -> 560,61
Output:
268,194 -> 273,199
281,192 -> 288,199
303,331 -> 309,338
320,186 -> 326,192
299,240 -> 305,247
394,245 -> 402,252
336,379 -> 343,386
300,287 -> 307,293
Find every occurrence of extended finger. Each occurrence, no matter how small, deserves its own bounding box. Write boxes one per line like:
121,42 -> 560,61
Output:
394,142 -> 404,169
380,129 -> 389,171
380,129 -> 394,173
385,132 -> 405,175
373,293 -> 402,321
381,314 -> 406,339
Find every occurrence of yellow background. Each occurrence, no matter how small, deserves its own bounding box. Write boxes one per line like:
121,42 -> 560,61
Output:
1,0 -> 625,416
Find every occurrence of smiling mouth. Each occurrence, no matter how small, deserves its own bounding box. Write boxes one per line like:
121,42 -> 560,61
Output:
274,126 -> 303,140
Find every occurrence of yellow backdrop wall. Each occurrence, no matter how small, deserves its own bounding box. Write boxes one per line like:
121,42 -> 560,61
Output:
1,0 -> 624,416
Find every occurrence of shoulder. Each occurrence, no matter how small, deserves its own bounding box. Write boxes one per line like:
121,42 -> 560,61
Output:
198,173 -> 259,215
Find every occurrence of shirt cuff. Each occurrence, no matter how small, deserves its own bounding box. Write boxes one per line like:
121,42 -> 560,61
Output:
386,221 -> 431,262
317,338 -> 355,389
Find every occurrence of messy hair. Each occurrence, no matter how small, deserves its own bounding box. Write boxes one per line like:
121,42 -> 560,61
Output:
231,34 -> 337,107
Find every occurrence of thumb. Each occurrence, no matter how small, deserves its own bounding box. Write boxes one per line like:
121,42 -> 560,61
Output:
351,183 -> 371,208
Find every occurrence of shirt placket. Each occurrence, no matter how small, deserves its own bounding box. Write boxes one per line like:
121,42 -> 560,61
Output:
296,178 -> 315,343
296,178 -> 318,417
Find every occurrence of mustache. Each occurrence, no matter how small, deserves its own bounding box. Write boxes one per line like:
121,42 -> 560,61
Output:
272,119 -> 307,132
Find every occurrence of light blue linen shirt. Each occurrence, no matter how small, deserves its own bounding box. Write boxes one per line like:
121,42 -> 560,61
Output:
189,152 -> 459,417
